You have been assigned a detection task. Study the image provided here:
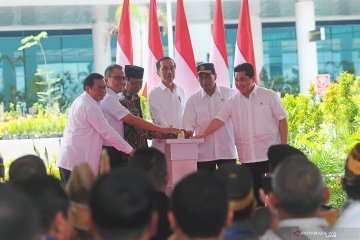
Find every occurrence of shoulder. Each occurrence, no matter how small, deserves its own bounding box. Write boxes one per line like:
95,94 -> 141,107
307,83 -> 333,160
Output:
219,86 -> 237,97
148,86 -> 162,100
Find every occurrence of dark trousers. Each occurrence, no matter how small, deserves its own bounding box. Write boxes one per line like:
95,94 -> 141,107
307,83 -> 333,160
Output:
243,160 -> 270,206
59,167 -> 71,186
197,159 -> 236,171
102,146 -> 129,170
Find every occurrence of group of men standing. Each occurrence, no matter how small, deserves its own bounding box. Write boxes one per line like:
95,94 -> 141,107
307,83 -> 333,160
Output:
56,57 -> 288,200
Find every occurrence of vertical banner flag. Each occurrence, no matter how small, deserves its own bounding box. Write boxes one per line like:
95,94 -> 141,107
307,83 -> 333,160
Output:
142,0 -> 164,97
116,0 -> 133,66
174,0 -> 198,95
234,0 -> 257,83
210,0 -> 230,87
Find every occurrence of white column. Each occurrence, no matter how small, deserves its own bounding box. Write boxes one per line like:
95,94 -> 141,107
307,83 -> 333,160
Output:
295,0 -> 318,94
187,1 -> 211,63
249,0 -> 264,80
92,5 -> 111,74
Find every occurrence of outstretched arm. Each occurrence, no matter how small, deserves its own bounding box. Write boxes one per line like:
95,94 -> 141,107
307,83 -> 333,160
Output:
122,114 -> 179,135
195,118 -> 224,138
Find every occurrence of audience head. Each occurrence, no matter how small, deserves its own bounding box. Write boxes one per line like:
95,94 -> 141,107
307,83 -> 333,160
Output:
170,171 -> 231,239
343,143 -> 360,200
11,175 -> 72,240
89,168 -> 157,240
0,187 -> 39,240
267,144 -> 306,172
129,147 -> 168,192
9,154 -> 47,182
217,163 -> 255,221
271,155 -> 326,218
66,163 -> 96,232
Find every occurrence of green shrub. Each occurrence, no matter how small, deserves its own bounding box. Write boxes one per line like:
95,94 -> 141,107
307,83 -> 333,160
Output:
282,72 -> 360,208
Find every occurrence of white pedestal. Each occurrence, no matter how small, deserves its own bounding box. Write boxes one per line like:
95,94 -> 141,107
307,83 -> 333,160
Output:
159,138 -> 203,196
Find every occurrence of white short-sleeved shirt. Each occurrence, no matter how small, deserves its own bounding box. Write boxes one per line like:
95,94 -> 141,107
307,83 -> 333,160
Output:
100,88 -> 130,146
216,86 -> 287,163
56,92 -> 133,174
182,85 -> 237,162
148,81 -> 187,128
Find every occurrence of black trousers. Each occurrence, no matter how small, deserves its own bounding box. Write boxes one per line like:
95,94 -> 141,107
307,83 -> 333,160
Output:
243,160 -> 270,206
197,159 -> 236,171
102,146 -> 129,170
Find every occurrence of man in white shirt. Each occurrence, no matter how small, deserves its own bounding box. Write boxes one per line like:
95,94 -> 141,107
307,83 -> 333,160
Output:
100,64 -> 179,169
197,63 -> 288,203
148,57 -> 187,151
261,155 -> 331,240
182,63 -> 236,171
56,73 -> 133,183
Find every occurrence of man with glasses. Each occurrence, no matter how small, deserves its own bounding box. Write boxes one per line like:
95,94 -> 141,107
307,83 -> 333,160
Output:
196,62 -> 288,204
57,73 -> 133,183
100,64 -> 179,169
182,63 -> 237,171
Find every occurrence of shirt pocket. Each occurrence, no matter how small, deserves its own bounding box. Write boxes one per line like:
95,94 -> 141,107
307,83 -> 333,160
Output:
195,106 -> 210,125
254,105 -> 273,135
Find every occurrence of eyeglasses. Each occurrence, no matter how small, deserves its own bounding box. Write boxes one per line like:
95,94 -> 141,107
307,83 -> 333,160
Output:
110,76 -> 128,81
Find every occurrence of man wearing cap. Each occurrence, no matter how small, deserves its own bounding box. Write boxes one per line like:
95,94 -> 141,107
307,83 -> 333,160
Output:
217,164 -> 259,240
182,63 -> 236,171
148,57 -> 187,152
100,64 -> 179,169
119,65 -> 155,150
197,62 -> 288,203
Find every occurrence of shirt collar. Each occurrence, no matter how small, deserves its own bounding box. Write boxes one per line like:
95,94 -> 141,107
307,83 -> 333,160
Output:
106,87 -> 118,96
200,84 -> 221,99
159,81 -> 176,92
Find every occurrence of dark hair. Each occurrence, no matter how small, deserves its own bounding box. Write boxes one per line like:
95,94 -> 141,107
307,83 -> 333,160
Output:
9,155 -> 47,182
272,155 -> 323,217
171,171 -> 228,238
89,168 -> 156,240
83,73 -> 104,90
11,175 -> 70,234
0,187 -> 39,240
343,143 -> 360,199
156,57 -> 176,70
104,64 -> 123,78
129,147 -> 167,192
267,144 -> 307,172
234,62 -> 254,78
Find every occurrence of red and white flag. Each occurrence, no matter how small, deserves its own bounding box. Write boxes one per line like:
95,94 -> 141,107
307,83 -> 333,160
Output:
174,0 -> 198,95
234,0 -> 257,83
209,0 -> 230,87
142,0 -> 164,97
116,0 -> 133,66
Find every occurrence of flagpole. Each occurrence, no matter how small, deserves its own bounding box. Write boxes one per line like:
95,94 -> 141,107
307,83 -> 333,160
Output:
166,0 -> 174,58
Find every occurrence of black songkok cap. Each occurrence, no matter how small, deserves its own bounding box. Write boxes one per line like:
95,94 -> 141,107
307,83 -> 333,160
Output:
125,65 -> 144,79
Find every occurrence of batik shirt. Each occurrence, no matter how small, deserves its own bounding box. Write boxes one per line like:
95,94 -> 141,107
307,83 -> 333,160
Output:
119,90 -> 150,150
